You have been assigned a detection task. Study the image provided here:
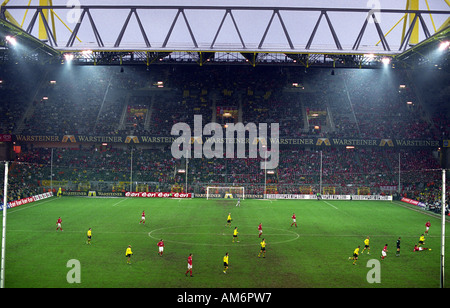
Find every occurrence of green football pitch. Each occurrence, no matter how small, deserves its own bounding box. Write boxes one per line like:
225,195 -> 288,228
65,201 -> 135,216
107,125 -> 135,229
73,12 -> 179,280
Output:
1,196 -> 449,288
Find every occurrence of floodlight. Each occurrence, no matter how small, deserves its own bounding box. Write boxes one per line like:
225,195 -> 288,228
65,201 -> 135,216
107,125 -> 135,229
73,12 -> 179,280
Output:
64,53 -> 74,61
438,41 -> 449,51
381,57 -> 391,65
365,53 -> 375,61
81,50 -> 93,58
5,35 -> 17,46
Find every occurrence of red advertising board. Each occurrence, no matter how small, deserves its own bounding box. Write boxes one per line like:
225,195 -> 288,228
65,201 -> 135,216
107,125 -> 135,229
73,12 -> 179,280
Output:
3,192 -> 53,210
400,197 -> 420,206
0,134 -> 12,142
125,192 -> 192,198
401,197 -> 427,208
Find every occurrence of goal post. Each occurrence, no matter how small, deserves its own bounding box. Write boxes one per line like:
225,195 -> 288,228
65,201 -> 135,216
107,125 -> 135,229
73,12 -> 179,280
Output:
206,186 -> 245,200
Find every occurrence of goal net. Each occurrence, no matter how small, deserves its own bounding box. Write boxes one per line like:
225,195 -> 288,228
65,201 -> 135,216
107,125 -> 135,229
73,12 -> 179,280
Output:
206,186 -> 245,200
357,187 -> 371,195
299,186 -> 312,194
323,187 -> 336,195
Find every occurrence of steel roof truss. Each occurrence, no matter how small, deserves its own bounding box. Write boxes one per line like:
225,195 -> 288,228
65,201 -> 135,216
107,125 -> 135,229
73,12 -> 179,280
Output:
66,8 -> 104,48
115,8 -> 150,48
306,11 -> 342,51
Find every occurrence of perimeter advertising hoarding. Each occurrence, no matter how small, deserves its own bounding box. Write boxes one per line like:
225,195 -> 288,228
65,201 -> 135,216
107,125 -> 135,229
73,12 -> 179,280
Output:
13,134 -> 443,148
265,194 -> 393,201
0,192 -> 53,211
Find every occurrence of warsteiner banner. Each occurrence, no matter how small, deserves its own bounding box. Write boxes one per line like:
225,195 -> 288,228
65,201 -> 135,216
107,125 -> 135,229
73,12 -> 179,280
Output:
13,134 -> 443,148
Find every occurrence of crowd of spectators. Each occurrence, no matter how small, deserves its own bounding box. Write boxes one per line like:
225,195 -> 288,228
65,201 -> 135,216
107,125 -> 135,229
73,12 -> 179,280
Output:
1,145 -> 445,197
1,64 -> 447,141
0,64 -> 40,135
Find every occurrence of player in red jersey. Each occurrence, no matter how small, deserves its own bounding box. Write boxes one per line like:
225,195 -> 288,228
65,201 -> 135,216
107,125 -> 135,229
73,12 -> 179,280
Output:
380,244 -> 388,260
185,253 -> 193,277
56,217 -> 63,231
157,239 -> 165,256
258,223 -> 263,238
413,244 -> 431,252
139,210 -> 146,224
291,213 -> 297,227
425,221 -> 431,235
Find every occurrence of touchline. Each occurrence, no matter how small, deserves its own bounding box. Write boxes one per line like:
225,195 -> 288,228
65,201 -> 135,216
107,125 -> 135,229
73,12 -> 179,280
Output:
170,115 -> 279,169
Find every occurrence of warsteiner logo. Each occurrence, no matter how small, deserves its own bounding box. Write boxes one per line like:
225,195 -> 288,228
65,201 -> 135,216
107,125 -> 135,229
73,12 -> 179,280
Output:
125,136 -> 139,143
62,135 -> 76,143
379,139 -> 393,147
316,138 -> 331,146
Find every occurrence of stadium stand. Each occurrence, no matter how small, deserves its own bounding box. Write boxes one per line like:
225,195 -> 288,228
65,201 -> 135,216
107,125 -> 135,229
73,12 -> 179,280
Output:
0,63 -> 448,213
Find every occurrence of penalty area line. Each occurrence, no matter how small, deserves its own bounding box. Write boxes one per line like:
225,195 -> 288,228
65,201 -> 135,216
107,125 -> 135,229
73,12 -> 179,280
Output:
323,200 -> 338,210
112,198 -> 128,207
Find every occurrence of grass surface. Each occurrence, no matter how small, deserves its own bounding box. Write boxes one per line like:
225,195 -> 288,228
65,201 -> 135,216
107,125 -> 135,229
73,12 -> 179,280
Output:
1,196 -> 448,288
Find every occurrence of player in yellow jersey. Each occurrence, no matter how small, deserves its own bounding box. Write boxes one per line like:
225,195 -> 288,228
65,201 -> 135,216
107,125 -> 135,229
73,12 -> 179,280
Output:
349,246 -> 360,265
86,228 -> 92,245
223,252 -> 229,274
258,238 -> 266,258
232,227 -> 239,242
226,213 -> 232,227
361,236 -> 370,254
418,234 -> 425,247
125,245 -> 133,264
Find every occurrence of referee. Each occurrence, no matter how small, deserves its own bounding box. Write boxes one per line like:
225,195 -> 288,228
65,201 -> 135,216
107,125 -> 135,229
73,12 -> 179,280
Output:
396,237 -> 401,256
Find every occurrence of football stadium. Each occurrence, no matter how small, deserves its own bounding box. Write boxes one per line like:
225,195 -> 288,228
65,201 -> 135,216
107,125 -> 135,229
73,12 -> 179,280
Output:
0,0 -> 449,291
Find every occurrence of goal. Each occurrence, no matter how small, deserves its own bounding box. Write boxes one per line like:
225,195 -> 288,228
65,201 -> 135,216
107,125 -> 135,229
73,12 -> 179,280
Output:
323,186 -> 336,195
299,186 -> 312,194
357,187 -> 371,195
206,186 -> 245,200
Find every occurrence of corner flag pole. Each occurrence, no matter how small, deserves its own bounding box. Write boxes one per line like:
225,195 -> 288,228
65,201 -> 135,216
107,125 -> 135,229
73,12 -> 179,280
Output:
441,168 -> 446,289
1,161 -> 9,289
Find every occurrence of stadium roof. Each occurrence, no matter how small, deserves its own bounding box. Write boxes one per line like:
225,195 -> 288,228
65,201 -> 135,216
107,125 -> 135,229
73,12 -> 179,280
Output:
1,1 -> 449,68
